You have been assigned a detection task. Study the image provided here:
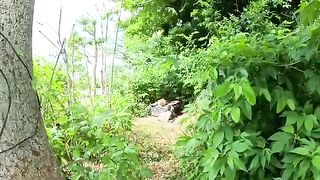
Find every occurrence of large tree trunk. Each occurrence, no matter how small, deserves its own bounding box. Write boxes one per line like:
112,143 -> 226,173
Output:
0,0 -> 62,179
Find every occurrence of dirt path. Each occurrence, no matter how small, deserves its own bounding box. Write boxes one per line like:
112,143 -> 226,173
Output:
130,115 -> 187,180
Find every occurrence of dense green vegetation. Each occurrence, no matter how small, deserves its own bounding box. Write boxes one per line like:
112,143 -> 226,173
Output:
34,0 -> 320,179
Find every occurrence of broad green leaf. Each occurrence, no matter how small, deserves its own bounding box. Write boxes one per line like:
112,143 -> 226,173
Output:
297,160 -> 309,179
269,132 -> 291,141
304,115 -> 315,135
232,156 -> 247,171
240,101 -> 252,120
208,159 -> 223,180
285,111 -> 300,126
232,141 -> 250,153
230,107 -> 241,123
282,166 -> 293,180
312,156 -> 320,170
72,149 -> 81,159
227,156 -> 234,170
200,148 -> 219,167
277,98 -> 286,113
293,157 -> 303,168
271,141 -> 285,153
287,99 -> 296,111
264,149 -> 271,163
298,0 -> 320,25
261,154 -> 266,169
249,155 -> 259,170
215,81 -> 232,97
315,106 -> 320,120
260,88 -> 271,102
233,84 -> 242,100
282,125 -> 294,134
304,101 -> 314,114
211,131 -> 224,148
224,167 -> 236,180
290,147 -> 309,156
57,116 -> 68,124
69,104 -> 88,116
224,127 -> 234,142
242,83 -> 256,105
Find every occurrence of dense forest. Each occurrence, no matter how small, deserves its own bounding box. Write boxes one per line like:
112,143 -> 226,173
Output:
2,0 -> 320,179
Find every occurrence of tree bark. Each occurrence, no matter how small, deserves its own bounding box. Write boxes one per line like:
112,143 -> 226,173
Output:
110,2 -> 122,108
100,21 -> 106,96
104,16 -> 109,97
93,21 -> 98,96
0,0 -> 62,179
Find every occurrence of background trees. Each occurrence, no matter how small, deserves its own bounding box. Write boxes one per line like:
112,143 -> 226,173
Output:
21,0 -> 320,179
120,0 -> 320,179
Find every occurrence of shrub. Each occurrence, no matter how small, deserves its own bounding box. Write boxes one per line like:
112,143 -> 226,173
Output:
175,1 -> 320,179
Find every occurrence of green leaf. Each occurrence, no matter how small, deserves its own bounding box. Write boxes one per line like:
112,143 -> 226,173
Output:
285,111 -> 301,126
242,83 -> 256,105
282,125 -> 294,134
269,132 -> 291,141
264,149 -> 271,163
72,148 -> 81,159
260,154 -> 266,169
240,101 -> 252,120
290,147 -> 309,156
232,156 -> 247,171
312,156 -> 320,170
211,130 -> 224,148
304,115 -> 315,135
260,88 -> 271,102
200,148 -> 219,167
208,159 -> 223,180
215,81 -> 232,97
233,84 -> 242,100
249,155 -> 259,170
277,98 -> 286,113
298,0 -> 320,25
287,99 -> 296,111
230,107 -> 241,123
232,141 -> 250,153
282,166 -> 293,180
315,106 -> 320,120
224,167 -> 236,180
304,101 -> 314,114
227,156 -> 234,170
271,141 -> 285,153
297,160 -> 309,179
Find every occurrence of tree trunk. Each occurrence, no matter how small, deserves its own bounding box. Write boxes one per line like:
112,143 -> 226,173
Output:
71,25 -> 76,103
93,21 -> 98,96
0,0 -> 62,179
104,16 -> 109,97
63,47 -> 73,106
110,2 -> 122,108
101,21 -> 106,96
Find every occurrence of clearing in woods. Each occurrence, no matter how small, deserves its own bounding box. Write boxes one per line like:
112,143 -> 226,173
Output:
130,115 -> 187,180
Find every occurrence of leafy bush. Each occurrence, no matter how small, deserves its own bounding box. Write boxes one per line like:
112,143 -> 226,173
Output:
34,58 -> 152,180
120,0 -> 320,179
47,103 -> 152,179
174,1 -> 320,179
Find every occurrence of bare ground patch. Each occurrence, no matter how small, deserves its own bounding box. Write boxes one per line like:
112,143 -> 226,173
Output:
129,115 -> 188,180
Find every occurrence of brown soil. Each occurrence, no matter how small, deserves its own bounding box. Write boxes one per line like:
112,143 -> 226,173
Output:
131,115 -> 188,180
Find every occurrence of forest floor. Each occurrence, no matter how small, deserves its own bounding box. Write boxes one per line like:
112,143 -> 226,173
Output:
129,115 -> 187,180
